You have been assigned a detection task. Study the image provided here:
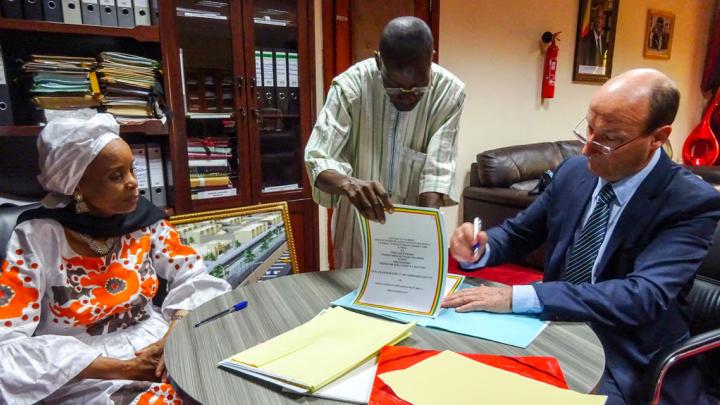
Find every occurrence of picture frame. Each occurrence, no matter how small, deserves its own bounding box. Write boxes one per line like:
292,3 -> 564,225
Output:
169,202 -> 299,288
643,9 -> 674,60
572,0 -> 621,83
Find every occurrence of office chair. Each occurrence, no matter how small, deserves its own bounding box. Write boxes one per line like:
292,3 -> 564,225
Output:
0,203 -> 41,261
640,224 -> 720,405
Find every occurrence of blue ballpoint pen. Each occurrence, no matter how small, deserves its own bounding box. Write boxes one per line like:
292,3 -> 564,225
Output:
194,300 -> 248,328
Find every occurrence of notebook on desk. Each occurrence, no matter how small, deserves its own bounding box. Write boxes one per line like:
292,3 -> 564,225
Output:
218,306 -> 415,393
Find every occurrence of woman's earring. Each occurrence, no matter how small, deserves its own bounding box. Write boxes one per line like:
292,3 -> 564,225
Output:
74,192 -> 89,214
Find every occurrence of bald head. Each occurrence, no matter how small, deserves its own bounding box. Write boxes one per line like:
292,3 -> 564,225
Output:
378,16 -> 433,69
592,69 -> 679,133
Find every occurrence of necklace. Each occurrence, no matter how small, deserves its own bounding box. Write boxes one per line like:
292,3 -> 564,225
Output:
74,232 -> 116,256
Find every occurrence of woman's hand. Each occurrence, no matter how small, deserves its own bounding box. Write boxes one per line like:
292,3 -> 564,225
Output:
133,339 -> 167,382
76,310 -> 190,383
76,354 -> 160,382
124,347 -> 164,382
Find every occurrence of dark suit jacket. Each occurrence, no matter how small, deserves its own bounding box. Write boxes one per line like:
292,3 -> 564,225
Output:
486,152 -> 720,403
579,32 -> 604,67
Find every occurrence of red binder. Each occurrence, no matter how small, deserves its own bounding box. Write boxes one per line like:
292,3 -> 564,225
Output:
369,346 -> 568,405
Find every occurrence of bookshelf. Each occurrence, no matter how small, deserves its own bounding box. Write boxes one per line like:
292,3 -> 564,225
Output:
0,0 -> 319,273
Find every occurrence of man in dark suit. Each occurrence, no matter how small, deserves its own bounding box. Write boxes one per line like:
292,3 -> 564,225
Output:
443,68 -> 720,404
649,17 -> 665,51
578,9 -> 606,67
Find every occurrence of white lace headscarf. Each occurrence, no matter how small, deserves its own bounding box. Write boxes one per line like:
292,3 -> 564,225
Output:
36,113 -> 121,208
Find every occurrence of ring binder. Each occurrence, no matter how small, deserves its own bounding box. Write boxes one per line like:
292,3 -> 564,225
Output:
98,0 -> 117,26
261,50 -> 275,110
0,45 -> 14,125
42,0 -> 62,21
115,0 -> 134,27
80,0 -> 100,25
275,51 -> 289,114
23,0 -> 44,20
288,52 -> 299,114
132,0 -> 149,25
1,0 -> 23,19
61,0 -> 81,24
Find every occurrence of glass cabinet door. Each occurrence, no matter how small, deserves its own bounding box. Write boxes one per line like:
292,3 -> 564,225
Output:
248,0 -> 303,194
176,1 -> 246,202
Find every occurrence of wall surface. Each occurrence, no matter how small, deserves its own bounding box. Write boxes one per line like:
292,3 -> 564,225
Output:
438,0 -> 717,235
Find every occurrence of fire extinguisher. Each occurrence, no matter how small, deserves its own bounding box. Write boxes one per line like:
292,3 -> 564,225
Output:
542,32 -> 561,99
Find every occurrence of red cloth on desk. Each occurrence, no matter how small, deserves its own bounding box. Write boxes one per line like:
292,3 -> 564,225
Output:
448,255 -> 543,285
369,346 -> 568,405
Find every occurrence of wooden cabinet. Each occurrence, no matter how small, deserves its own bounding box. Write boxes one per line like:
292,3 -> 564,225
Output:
0,1 -> 319,272
161,0 -> 318,272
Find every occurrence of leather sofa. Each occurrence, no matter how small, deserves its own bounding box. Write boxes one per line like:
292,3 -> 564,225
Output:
462,141 -> 582,267
462,140 -> 583,227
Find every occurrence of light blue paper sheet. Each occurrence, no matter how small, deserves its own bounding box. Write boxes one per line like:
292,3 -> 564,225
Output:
332,288 -> 548,348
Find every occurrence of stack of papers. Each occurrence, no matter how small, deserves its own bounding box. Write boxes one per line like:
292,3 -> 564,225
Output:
187,137 -> 236,200
218,306 -> 415,393
370,346 -> 571,404
97,52 -> 163,120
22,55 -> 100,111
378,350 -> 607,405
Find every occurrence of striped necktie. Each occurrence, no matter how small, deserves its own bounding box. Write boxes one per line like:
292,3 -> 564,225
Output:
563,183 -> 616,284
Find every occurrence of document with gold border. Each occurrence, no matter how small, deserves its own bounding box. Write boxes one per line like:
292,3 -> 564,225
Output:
353,205 -> 447,318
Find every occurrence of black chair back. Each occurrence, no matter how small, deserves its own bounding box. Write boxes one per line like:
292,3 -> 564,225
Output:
0,203 -> 40,261
688,225 -> 720,397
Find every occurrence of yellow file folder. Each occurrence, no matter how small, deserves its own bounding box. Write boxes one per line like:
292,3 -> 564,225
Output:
221,306 -> 415,392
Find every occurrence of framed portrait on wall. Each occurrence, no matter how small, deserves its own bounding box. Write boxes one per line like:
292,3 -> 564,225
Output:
644,9 -> 674,59
169,202 -> 299,288
572,0 -> 621,83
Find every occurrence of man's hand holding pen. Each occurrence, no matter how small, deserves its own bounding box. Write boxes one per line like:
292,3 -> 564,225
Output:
449,218 -> 488,264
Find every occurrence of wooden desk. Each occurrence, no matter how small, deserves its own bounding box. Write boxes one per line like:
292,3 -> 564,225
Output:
165,269 -> 606,404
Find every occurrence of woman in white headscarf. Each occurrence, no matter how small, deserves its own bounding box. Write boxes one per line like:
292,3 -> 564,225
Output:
0,114 -> 230,404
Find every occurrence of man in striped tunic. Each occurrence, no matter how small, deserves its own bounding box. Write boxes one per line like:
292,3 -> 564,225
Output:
304,16 -> 465,269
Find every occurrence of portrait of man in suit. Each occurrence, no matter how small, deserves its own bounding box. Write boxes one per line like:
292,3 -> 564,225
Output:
648,16 -> 665,51
444,69 -> 720,404
644,10 -> 675,59
578,7 -> 607,67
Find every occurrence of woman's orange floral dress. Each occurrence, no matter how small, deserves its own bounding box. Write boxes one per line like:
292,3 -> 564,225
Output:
0,218 -> 230,404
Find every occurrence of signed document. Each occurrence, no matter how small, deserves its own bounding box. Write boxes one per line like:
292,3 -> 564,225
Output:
353,205 -> 447,318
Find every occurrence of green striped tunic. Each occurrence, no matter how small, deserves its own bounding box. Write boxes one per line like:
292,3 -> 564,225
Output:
304,58 -> 465,269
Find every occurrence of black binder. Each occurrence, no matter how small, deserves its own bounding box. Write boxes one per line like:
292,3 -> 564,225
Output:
260,50 -> 276,111
1,0 -> 22,18
274,51 -> 290,114
0,46 -> 14,125
22,0 -> 44,20
42,0 -> 62,21
287,52 -> 299,114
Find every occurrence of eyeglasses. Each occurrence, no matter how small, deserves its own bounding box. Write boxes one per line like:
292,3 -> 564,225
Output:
383,85 -> 431,97
376,51 -> 432,97
572,117 -> 646,155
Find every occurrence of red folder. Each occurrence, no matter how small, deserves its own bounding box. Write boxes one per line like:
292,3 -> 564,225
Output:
369,346 -> 568,405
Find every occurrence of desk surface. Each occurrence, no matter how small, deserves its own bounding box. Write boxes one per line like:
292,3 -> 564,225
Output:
165,269 -> 605,404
